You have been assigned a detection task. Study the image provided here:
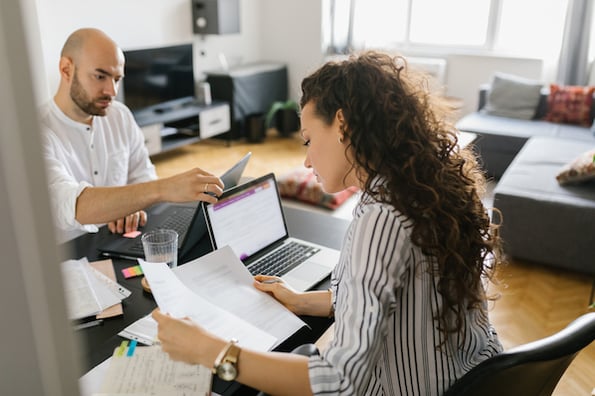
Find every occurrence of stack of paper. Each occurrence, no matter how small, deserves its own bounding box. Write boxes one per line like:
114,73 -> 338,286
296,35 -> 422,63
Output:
60,257 -> 131,320
119,246 -> 306,352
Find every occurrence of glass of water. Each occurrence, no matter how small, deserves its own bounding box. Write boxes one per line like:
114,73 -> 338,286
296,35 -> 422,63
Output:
141,229 -> 178,268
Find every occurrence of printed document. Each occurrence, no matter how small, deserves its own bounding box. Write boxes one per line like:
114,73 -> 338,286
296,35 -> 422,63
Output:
133,246 -> 306,351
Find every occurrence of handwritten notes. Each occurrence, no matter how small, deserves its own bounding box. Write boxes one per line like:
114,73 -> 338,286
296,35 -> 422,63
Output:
99,343 -> 211,395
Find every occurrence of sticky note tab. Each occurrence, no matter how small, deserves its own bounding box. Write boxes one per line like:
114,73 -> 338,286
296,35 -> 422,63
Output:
116,340 -> 128,357
122,265 -> 143,278
127,340 -> 138,357
123,230 -> 142,239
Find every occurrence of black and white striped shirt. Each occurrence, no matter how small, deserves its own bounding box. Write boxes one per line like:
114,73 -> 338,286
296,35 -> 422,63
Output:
308,198 -> 502,395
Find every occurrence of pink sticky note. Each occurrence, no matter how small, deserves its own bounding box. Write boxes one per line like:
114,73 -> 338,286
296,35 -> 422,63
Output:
123,230 -> 141,238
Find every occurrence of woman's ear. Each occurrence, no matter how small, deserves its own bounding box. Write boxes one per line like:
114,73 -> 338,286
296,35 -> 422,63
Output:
335,109 -> 345,126
335,109 -> 348,143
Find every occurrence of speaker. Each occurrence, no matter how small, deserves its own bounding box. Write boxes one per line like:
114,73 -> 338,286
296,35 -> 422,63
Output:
191,0 -> 240,35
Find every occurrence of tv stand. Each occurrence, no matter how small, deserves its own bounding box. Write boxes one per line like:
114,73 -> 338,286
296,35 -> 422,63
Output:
132,96 -> 230,155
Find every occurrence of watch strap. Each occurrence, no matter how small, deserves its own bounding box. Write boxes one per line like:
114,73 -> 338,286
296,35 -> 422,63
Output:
224,342 -> 240,366
212,338 -> 239,375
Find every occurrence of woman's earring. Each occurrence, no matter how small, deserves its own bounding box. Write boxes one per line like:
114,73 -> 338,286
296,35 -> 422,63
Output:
338,136 -> 344,144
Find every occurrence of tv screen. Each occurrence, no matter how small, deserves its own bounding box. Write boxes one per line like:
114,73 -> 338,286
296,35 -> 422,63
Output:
119,44 -> 195,112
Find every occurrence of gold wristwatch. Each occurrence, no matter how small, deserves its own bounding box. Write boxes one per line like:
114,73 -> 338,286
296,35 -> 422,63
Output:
212,338 -> 240,381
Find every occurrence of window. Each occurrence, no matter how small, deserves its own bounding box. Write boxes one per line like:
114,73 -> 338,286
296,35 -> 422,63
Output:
408,0 -> 491,47
327,0 -> 569,61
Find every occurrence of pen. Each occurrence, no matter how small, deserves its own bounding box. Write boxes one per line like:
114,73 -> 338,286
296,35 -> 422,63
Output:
74,319 -> 104,331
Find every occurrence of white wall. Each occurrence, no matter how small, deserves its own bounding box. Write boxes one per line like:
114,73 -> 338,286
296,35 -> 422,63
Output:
259,0 -> 326,101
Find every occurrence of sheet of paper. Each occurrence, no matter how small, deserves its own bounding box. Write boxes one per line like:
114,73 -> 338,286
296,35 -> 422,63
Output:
140,259 -> 277,351
61,257 -> 127,320
99,345 -> 211,396
89,259 -> 128,319
118,315 -> 157,346
79,356 -> 111,396
83,262 -> 124,310
89,260 -> 132,299
61,258 -> 103,319
174,246 -> 306,345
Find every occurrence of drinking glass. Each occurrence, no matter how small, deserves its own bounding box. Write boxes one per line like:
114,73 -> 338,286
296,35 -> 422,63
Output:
141,229 -> 178,268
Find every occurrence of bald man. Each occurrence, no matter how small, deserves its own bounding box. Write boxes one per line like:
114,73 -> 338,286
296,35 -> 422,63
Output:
40,28 -> 223,243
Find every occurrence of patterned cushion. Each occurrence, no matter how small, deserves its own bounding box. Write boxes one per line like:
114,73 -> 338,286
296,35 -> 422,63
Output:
544,84 -> 595,126
556,147 -> 595,185
277,168 -> 359,209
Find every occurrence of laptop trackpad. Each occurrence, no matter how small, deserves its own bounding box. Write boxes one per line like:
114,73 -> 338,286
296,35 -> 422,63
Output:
283,262 -> 330,292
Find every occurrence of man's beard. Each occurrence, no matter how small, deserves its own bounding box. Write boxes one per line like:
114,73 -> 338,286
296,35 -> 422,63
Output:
70,71 -> 111,117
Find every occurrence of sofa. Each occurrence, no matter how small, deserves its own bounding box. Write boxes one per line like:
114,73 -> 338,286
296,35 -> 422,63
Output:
455,73 -> 595,275
456,77 -> 595,179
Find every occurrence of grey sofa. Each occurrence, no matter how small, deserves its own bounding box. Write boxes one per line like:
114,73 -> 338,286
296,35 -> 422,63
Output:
456,85 -> 595,178
493,137 -> 595,275
456,82 -> 595,275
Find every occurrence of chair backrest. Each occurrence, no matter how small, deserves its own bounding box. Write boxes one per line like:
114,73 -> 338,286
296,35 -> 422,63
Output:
443,312 -> 595,396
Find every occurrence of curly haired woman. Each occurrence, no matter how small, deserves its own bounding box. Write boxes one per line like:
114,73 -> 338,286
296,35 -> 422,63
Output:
152,50 -> 504,395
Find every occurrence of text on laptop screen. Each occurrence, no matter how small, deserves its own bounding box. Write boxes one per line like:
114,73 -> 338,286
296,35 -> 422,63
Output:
206,177 -> 286,260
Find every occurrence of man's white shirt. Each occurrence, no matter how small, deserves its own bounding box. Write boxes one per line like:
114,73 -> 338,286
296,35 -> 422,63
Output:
40,100 -> 157,243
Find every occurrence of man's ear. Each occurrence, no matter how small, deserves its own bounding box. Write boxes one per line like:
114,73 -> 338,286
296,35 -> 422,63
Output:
58,56 -> 74,82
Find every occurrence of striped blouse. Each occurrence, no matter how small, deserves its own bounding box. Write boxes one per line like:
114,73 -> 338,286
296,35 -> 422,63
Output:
308,197 -> 502,395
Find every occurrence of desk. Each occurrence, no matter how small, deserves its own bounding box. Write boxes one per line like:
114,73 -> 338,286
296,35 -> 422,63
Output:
69,203 -> 350,395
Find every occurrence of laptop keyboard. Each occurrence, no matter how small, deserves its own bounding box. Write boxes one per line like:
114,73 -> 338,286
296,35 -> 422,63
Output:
160,208 -> 194,239
248,241 -> 320,277
129,207 -> 194,253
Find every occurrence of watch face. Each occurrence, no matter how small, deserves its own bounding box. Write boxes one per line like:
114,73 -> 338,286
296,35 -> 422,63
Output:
217,361 -> 238,381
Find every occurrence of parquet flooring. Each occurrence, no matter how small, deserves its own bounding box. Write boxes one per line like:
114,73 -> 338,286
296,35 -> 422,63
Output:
152,132 -> 595,396
489,259 -> 595,395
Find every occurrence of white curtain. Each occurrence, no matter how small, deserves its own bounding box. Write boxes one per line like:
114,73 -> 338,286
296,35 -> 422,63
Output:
326,0 -> 356,54
556,0 -> 594,85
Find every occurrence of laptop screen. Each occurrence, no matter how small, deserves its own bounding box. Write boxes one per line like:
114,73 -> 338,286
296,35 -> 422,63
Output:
203,173 -> 288,261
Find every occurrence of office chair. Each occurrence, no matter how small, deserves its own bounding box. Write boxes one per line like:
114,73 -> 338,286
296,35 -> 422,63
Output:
443,312 -> 595,396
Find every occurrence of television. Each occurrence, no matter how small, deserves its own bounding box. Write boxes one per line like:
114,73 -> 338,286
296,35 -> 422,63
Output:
119,43 -> 195,112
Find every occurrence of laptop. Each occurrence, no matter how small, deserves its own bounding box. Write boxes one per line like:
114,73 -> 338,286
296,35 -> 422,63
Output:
202,172 -> 340,292
98,152 -> 252,261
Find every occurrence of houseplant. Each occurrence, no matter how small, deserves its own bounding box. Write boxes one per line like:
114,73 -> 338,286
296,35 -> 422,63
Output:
265,100 -> 300,136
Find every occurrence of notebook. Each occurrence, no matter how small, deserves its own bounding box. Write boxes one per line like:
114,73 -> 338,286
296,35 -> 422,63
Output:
202,172 -> 340,292
97,152 -> 252,261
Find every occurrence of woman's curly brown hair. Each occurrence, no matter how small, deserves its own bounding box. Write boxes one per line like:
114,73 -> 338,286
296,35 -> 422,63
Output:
300,51 -> 503,341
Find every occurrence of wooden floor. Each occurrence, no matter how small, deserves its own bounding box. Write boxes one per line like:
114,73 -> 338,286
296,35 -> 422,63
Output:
152,132 -> 595,396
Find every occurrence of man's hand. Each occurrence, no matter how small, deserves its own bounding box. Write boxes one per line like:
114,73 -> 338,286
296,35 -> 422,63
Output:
107,210 -> 147,234
159,168 -> 224,204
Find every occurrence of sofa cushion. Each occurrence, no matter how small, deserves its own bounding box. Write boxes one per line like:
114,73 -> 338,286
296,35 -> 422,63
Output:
556,147 -> 595,185
544,84 -> 595,126
481,73 -> 543,120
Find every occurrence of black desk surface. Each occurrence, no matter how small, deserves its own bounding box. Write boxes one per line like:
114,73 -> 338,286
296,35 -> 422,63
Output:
67,204 -> 350,395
